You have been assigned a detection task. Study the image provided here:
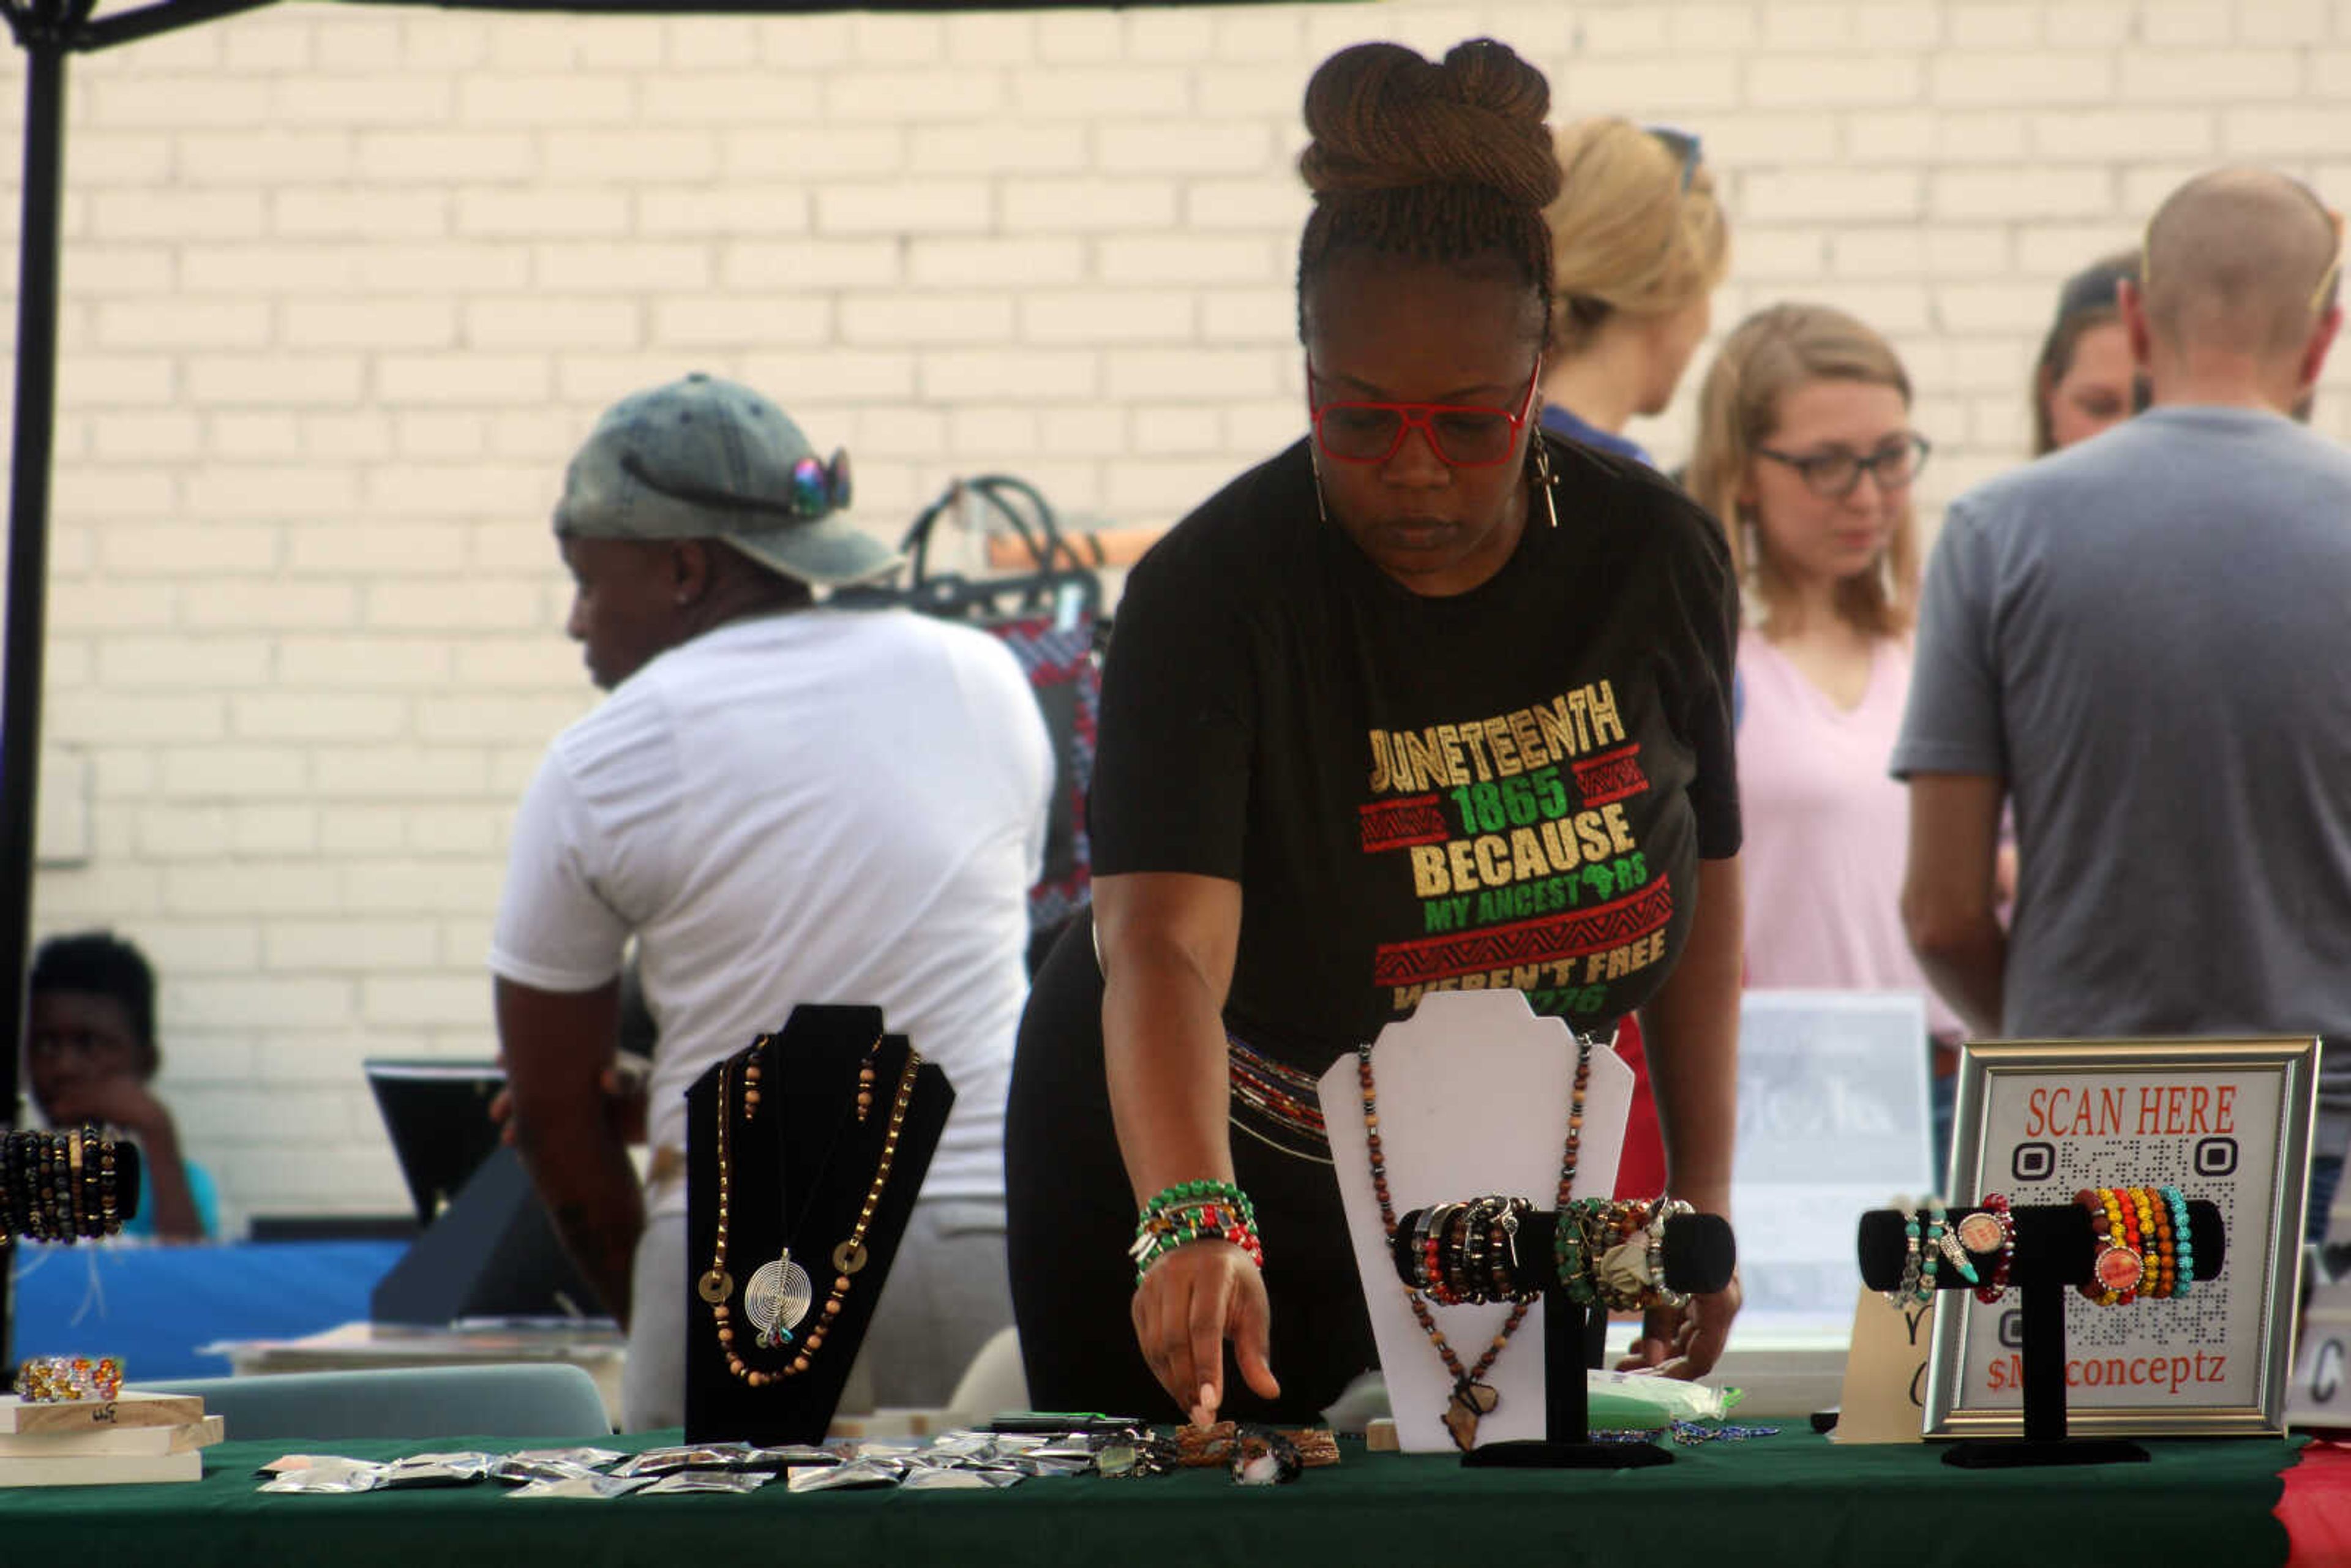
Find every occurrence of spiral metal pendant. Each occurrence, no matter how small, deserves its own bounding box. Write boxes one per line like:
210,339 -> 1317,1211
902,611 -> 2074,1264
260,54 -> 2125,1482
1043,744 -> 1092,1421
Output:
744,1251 -> 813,1349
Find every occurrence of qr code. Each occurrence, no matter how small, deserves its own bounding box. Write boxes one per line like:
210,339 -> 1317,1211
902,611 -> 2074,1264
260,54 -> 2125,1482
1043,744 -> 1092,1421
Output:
1983,1135 -> 2243,1357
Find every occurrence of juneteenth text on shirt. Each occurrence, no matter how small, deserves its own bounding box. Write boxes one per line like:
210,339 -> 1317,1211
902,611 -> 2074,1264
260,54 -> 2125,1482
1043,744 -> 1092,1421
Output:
1363,679 -> 1670,1014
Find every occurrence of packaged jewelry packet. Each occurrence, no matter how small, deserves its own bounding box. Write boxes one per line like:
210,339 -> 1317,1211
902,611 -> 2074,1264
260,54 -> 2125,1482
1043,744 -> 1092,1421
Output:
639,1471 -> 772,1496
490,1458 -> 615,1487
257,1453 -> 493,1493
786,1458 -> 906,1493
257,1457 -> 383,1495
607,1442 -> 841,1479
506,1447 -> 626,1471
506,1474 -> 653,1500
900,1466 -> 1023,1491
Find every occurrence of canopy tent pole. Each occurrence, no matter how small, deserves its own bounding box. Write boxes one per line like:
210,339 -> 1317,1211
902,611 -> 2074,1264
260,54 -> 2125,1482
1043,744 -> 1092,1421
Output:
0,0 -> 277,1368
0,0 -> 74,1368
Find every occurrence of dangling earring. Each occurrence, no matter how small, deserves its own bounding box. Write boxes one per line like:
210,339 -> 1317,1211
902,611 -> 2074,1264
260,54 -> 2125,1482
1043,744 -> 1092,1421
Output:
1529,438 -> 1559,530
1310,445 -> 1333,528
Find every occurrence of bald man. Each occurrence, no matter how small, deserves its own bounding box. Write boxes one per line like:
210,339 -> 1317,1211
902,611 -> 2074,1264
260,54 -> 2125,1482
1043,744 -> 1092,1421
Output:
1894,168 -> 2351,1226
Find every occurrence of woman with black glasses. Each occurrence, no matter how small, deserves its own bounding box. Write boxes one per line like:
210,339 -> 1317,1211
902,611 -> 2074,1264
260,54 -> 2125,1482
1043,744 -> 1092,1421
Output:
1003,37 -> 1745,1428
1684,304 -> 1965,1166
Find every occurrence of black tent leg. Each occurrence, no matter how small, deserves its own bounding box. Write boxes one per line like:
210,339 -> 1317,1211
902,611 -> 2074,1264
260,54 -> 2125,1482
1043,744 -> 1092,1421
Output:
0,21 -> 72,1367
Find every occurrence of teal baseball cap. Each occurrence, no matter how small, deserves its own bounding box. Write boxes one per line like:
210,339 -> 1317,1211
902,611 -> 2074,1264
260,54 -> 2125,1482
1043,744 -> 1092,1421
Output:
555,373 -> 902,588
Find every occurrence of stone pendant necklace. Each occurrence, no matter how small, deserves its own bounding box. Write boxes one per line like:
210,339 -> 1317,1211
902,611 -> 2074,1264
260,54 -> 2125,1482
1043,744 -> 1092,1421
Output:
740,1035 -> 879,1351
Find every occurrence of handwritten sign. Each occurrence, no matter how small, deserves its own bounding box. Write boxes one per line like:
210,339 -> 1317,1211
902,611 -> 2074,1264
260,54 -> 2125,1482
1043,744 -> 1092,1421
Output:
1733,991 -> 1933,1325
1926,1037 -> 2315,1438
1830,1288 -> 1935,1444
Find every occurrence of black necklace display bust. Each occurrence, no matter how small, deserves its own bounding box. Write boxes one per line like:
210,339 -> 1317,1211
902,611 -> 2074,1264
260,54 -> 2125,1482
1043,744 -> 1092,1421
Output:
684,1004 -> 954,1446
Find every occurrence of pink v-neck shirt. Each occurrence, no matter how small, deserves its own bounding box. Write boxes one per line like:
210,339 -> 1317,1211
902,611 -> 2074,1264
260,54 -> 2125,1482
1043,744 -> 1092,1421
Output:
1734,628 -> 1960,1041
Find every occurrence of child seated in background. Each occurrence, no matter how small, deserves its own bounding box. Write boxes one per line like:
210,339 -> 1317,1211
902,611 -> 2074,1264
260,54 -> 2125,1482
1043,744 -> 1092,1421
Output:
27,930 -> 217,1242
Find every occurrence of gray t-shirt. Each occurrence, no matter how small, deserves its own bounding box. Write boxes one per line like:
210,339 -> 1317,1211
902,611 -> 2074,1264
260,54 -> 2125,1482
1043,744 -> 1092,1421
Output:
1893,405 -> 2351,1142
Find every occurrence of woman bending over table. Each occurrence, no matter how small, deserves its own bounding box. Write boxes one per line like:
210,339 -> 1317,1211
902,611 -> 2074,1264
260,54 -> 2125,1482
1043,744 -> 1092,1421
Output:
1005,37 -> 1745,1427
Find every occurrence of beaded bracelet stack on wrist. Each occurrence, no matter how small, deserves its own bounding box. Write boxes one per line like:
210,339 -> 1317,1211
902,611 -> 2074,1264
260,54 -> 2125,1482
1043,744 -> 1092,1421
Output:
1129,1179 -> 1265,1286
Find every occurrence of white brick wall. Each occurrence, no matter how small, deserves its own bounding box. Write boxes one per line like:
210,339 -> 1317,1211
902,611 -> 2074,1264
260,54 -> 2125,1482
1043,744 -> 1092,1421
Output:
18,0 -> 2351,1232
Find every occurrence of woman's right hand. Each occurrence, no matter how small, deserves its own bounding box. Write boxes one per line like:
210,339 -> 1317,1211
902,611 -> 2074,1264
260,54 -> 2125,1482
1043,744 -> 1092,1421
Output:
1130,1239 -> 1281,1425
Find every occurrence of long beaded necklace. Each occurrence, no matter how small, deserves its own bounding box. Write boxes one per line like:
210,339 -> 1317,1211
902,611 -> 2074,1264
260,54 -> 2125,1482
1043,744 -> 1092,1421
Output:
740,1032 -> 881,1351
703,1043 -> 924,1387
1355,1032 -> 1594,1452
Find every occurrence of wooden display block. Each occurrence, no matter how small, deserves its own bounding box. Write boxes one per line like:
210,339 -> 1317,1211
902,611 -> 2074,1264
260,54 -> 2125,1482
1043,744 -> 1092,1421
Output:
0,1390 -> 204,1435
0,1448 -> 204,1488
0,1415 -> 223,1457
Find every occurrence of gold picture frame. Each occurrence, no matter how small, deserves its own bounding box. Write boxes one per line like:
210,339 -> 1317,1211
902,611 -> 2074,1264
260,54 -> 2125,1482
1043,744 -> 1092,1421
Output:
1925,1035 -> 2315,1439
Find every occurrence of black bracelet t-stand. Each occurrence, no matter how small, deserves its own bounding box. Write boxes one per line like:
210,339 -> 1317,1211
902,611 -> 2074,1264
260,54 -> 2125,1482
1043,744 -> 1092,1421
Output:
1856,1199 -> 2225,1469
1393,1207 -> 1737,1469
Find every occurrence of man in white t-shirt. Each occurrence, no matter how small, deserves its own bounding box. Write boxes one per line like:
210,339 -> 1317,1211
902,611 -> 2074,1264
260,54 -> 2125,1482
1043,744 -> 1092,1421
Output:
490,373 -> 1053,1428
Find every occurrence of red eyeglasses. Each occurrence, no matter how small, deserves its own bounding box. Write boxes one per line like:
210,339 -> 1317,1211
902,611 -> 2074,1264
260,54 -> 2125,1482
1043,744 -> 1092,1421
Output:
1308,361 -> 1543,468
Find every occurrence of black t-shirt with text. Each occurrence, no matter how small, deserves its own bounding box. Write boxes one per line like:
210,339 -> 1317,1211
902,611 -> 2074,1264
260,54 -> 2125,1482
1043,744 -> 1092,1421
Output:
1092,433 -> 1741,1076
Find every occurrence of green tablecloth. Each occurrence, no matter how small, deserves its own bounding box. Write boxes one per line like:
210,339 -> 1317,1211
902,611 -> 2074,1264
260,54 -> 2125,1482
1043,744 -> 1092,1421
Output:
0,1428 -> 2300,1566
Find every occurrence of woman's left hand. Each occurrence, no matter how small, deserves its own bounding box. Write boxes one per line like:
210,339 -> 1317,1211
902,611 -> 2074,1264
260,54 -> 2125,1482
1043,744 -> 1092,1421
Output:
1617,1269 -> 1742,1380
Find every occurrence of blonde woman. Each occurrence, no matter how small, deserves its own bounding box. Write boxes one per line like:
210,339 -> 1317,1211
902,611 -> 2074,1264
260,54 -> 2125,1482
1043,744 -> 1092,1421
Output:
1687,304 -> 1964,1161
1540,118 -> 1731,1201
1540,118 -> 1730,467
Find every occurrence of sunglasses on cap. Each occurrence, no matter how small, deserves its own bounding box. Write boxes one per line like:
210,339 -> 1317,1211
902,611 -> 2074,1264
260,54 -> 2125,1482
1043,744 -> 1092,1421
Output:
622,449 -> 853,522
1307,362 -> 1544,468
1648,124 -> 1702,194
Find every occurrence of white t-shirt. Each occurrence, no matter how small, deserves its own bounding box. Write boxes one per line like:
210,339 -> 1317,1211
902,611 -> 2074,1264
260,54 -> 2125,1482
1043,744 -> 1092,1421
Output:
489,607 -> 1054,1220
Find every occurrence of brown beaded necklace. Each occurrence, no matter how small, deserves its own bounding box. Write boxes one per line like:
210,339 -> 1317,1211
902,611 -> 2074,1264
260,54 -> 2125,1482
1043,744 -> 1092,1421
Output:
1355,1033 -> 1594,1452
703,1042 -> 924,1387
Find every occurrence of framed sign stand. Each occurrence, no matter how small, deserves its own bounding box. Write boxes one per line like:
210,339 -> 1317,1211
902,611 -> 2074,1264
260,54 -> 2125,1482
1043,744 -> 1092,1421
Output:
1859,1201 -> 2226,1469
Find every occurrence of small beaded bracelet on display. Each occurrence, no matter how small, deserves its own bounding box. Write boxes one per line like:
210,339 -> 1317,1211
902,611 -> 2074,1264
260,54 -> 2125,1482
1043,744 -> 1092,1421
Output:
2165,1185 -> 2194,1295
2080,1186 -> 2144,1305
1960,1193 -> 2014,1304
14,1355 -> 124,1403
1935,1198 -> 1979,1286
1644,1198 -> 1694,1310
0,1127 -> 127,1248
1918,1198 -> 1948,1302
2139,1185 -> 2177,1299
1586,1196 -> 1656,1312
1555,1196 -> 1609,1306
1129,1179 -> 1264,1286
1892,1197 -> 1924,1307
1415,1196 -> 1536,1307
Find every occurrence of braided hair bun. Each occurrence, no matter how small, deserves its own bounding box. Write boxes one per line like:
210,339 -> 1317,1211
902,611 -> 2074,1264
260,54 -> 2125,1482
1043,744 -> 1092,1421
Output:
1299,39 -> 1559,211
1295,39 -> 1561,336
